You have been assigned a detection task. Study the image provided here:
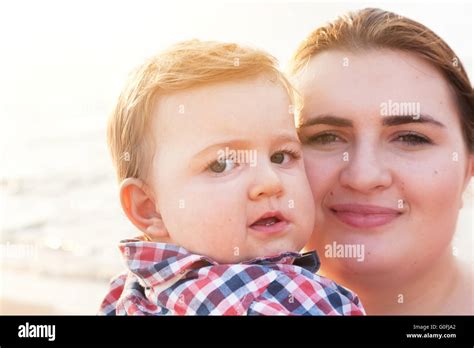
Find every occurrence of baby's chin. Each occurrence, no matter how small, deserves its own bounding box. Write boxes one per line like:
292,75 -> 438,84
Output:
183,232 -> 309,264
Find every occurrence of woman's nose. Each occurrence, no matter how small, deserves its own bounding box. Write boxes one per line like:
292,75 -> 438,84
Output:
248,161 -> 284,200
339,142 -> 392,193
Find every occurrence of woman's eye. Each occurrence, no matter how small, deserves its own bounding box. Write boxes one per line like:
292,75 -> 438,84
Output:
270,150 -> 300,165
208,158 -> 238,174
394,133 -> 432,146
306,133 -> 343,145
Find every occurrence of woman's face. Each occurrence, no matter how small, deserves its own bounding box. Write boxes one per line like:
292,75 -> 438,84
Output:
297,49 -> 473,278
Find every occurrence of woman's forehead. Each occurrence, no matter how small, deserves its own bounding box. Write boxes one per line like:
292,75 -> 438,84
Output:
297,49 -> 458,123
300,49 -> 441,88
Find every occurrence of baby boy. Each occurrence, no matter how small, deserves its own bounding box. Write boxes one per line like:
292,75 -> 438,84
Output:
99,40 -> 364,315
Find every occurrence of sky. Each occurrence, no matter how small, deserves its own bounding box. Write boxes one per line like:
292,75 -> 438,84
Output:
0,0 -> 472,178
0,0 -> 471,115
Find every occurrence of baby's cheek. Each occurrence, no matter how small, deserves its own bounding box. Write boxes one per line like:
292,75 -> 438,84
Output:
288,173 -> 316,231
177,195 -> 246,257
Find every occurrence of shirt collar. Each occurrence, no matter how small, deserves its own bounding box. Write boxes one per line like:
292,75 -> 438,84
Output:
118,239 -> 320,287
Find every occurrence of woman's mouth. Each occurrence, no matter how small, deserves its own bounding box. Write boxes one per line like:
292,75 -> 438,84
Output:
249,211 -> 289,234
329,203 -> 402,229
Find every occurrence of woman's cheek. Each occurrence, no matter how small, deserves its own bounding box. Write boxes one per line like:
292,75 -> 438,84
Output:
393,158 -> 463,253
400,155 -> 465,213
304,153 -> 340,202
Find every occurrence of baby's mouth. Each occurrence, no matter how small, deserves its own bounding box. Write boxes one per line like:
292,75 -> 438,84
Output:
249,211 -> 289,234
251,216 -> 281,227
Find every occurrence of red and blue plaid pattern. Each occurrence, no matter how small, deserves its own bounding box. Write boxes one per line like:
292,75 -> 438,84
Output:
98,239 -> 365,315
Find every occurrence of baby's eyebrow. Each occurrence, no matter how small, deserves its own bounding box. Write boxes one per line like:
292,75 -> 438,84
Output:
271,133 -> 301,145
193,133 -> 300,158
193,140 -> 253,159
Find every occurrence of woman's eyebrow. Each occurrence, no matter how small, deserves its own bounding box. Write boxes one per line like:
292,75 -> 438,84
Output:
299,114 -> 446,128
300,115 -> 353,128
382,115 -> 446,127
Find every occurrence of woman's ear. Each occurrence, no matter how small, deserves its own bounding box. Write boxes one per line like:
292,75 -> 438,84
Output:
119,177 -> 169,240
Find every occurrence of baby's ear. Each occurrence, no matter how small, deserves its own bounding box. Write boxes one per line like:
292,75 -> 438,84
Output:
119,178 -> 169,240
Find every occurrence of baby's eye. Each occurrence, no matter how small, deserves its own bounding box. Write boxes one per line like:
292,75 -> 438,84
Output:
393,132 -> 432,146
208,158 -> 238,174
270,150 -> 300,165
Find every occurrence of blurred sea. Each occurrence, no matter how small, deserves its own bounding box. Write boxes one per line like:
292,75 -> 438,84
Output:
0,110 -> 133,313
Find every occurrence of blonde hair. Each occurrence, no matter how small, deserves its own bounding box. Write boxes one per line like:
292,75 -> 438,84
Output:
289,8 -> 473,152
107,39 -> 301,184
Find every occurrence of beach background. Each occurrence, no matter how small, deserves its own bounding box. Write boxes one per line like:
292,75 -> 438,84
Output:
1,0 -> 472,314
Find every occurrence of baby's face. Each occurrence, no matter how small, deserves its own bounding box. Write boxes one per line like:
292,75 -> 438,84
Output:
149,75 -> 315,263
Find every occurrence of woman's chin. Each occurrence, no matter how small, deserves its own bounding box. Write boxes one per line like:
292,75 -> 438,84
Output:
316,242 -> 411,279
320,255 -> 393,278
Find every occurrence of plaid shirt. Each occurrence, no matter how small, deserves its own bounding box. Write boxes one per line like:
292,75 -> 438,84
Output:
98,239 -> 365,315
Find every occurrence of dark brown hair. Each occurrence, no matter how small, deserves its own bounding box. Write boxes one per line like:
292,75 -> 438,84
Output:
289,8 -> 473,152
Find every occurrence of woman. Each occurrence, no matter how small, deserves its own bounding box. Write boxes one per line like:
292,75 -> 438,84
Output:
289,8 -> 473,314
